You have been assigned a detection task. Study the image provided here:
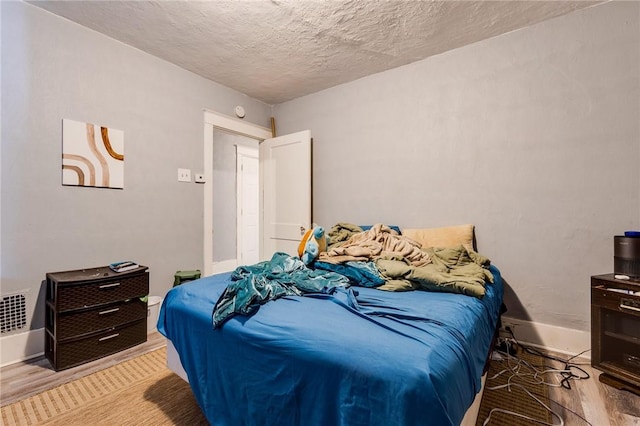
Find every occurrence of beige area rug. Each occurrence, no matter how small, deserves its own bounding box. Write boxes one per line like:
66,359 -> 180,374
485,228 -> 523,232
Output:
1,347 -> 208,426
476,348 -> 553,426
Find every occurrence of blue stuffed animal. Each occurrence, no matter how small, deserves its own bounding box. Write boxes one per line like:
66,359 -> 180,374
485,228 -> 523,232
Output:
297,226 -> 327,265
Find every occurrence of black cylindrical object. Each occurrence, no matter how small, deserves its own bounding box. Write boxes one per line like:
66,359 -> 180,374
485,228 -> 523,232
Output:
614,235 -> 640,278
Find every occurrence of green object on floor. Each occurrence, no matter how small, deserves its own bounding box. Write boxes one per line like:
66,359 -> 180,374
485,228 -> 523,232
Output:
174,270 -> 201,287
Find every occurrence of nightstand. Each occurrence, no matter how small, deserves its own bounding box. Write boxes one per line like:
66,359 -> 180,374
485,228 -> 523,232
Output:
591,274 -> 640,394
45,265 -> 149,371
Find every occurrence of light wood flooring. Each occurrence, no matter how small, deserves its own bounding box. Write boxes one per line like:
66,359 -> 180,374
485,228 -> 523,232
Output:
1,334 -> 639,425
519,349 -> 639,426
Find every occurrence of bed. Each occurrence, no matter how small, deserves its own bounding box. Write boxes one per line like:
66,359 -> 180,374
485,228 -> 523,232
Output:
158,225 -> 504,426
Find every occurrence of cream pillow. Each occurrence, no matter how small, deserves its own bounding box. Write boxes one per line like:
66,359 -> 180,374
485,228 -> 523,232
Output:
401,224 -> 475,251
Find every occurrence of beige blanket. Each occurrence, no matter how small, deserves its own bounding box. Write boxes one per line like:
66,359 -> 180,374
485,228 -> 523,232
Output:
319,223 -> 430,266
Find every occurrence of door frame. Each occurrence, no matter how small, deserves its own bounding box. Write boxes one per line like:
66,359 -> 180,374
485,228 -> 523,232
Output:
203,109 -> 272,277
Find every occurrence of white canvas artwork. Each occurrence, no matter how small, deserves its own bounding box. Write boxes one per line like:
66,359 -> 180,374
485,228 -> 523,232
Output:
62,119 -> 124,189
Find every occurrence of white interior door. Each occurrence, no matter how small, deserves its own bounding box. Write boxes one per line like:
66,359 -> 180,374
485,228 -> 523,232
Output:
236,146 -> 260,266
260,130 -> 312,260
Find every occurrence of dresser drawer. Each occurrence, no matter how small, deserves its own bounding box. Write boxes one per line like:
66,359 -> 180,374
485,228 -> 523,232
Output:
51,298 -> 147,340
46,319 -> 147,370
592,285 -> 640,316
53,272 -> 149,312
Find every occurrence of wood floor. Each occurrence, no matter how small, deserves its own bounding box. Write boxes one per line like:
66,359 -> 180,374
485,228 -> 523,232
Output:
0,331 -> 167,407
1,333 -> 639,425
529,350 -> 640,426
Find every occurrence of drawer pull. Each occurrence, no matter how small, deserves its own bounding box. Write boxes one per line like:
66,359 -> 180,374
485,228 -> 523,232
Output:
98,308 -> 120,315
99,282 -> 121,289
99,333 -> 120,342
620,304 -> 640,313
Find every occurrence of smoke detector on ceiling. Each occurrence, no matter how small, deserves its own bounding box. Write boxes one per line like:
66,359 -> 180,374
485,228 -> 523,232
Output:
235,106 -> 245,118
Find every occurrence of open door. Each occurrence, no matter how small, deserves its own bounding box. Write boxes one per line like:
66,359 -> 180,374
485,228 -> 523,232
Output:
260,130 -> 312,260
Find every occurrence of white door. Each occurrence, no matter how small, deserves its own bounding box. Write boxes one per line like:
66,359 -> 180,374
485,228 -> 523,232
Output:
236,146 -> 260,266
260,130 -> 312,260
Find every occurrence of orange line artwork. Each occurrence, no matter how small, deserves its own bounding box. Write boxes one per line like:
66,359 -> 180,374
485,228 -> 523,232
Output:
101,127 -> 124,161
62,165 -> 85,186
62,154 -> 96,186
86,123 -> 110,187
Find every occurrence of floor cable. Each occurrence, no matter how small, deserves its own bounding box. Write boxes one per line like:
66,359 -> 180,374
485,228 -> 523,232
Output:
482,332 -> 593,426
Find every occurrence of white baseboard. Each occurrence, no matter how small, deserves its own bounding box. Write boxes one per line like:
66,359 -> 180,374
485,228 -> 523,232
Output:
501,316 -> 591,359
0,328 -> 45,367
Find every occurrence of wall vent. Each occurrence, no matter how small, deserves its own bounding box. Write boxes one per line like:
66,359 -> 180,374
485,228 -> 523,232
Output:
0,294 -> 27,334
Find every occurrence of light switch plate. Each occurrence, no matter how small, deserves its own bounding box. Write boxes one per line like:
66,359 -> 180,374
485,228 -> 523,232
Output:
178,168 -> 191,182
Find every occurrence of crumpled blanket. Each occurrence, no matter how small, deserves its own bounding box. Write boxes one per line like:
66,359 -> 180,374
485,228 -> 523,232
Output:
319,223 -> 430,266
326,222 -> 364,249
375,245 -> 494,298
212,252 -> 349,328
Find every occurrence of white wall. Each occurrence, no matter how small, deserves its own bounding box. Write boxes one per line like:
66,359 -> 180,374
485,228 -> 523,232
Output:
274,2 -> 640,333
0,1 -> 271,349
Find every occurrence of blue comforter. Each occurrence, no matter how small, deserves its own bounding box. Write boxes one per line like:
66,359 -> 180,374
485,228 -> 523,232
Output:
158,265 -> 504,426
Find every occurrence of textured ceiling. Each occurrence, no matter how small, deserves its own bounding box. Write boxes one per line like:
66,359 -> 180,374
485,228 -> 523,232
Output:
30,1 -> 602,105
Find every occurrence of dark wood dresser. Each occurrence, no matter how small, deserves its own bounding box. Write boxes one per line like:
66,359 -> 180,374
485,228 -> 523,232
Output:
591,274 -> 640,394
45,265 -> 149,371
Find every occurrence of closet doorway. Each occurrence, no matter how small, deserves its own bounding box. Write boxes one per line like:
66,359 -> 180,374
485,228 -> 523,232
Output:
211,130 -> 259,274
203,110 -> 312,277
203,110 -> 272,276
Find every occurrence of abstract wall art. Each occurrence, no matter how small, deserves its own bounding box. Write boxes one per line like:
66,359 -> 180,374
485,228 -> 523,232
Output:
62,119 -> 124,189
